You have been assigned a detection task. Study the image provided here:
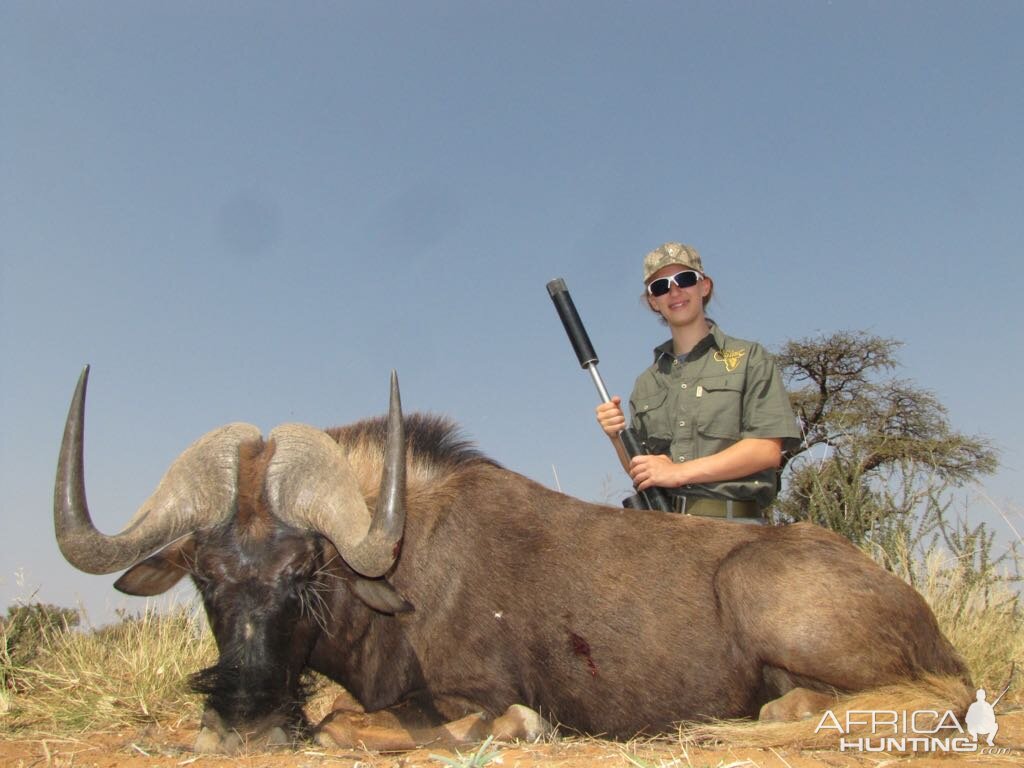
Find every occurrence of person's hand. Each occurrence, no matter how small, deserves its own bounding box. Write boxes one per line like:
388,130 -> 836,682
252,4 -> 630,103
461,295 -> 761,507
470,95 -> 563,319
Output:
595,396 -> 626,438
629,454 -> 685,490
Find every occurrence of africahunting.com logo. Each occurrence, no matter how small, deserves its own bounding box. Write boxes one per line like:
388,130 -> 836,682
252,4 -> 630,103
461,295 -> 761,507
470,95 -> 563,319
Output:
814,686 -> 1009,755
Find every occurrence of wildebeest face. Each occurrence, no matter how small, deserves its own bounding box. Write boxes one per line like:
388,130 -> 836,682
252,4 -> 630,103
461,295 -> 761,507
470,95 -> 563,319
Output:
188,526 -> 327,738
115,522 -> 331,745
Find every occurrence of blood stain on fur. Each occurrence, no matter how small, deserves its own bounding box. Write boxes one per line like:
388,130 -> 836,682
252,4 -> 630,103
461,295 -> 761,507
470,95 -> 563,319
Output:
569,631 -> 598,677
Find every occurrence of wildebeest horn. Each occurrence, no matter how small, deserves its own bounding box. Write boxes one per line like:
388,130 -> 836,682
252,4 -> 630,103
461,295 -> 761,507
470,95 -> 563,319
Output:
265,371 -> 406,578
54,366 -> 263,574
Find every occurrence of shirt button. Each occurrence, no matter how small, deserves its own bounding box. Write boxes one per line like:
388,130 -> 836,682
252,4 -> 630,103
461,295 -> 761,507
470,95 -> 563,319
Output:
678,421 -> 686,427
681,383 -> 688,389
678,456 -> 686,462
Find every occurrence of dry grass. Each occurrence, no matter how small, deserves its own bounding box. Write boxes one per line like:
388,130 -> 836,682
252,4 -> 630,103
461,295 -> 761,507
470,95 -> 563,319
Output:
917,550 -> 1024,702
1,600 -> 215,735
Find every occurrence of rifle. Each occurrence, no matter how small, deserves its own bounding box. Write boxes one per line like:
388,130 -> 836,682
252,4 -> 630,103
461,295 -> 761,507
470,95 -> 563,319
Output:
546,278 -> 675,513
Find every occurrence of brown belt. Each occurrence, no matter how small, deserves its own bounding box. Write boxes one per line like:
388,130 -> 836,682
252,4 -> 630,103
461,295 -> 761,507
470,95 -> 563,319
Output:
673,496 -> 762,520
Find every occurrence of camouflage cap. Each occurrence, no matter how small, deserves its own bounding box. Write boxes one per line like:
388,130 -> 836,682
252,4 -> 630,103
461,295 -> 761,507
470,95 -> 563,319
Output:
642,242 -> 704,283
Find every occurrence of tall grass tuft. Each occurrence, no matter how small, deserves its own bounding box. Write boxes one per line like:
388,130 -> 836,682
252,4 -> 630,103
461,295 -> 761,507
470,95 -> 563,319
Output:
917,550 -> 1023,704
863,494 -> 1023,705
1,599 -> 215,735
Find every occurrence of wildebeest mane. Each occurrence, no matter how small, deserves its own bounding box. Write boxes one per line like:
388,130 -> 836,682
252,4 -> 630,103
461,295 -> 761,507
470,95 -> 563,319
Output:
327,413 -> 497,496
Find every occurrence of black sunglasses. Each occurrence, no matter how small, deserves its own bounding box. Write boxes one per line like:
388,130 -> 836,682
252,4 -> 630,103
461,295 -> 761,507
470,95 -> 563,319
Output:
646,270 -> 703,297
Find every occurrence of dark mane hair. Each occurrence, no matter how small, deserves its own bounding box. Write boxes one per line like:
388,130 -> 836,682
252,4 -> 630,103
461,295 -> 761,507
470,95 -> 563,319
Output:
327,413 -> 497,482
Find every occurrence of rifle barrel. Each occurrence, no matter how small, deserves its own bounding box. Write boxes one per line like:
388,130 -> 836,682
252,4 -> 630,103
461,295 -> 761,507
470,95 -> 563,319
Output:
547,277 -> 675,514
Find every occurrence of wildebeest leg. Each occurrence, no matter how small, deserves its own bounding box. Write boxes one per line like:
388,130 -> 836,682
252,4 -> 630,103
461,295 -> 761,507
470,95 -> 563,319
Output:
715,530 -> 970,704
314,701 -> 551,750
490,704 -> 554,740
759,687 -> 838,721
757,668 -> 838,721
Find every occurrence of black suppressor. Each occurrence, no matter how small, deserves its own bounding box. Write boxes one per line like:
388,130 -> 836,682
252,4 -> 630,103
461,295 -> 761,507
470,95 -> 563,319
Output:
546,278 -> 675,514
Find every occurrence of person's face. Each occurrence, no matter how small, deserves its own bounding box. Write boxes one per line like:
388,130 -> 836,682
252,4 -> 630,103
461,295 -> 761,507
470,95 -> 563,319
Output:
645,264 -> 710,327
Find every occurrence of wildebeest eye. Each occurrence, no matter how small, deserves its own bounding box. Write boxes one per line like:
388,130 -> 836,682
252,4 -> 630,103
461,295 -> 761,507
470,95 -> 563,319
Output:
191,572 -> 212,590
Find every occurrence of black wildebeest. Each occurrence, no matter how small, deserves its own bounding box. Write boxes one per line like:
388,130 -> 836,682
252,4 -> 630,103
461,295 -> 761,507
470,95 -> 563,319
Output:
54,367 -> 972,752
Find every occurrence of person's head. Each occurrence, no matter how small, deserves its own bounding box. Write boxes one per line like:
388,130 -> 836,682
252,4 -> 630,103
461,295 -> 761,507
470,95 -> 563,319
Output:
641,242 -> 713,323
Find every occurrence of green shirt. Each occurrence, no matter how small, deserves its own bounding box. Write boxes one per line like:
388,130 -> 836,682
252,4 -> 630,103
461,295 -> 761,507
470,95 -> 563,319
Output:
629,322 -> 801,508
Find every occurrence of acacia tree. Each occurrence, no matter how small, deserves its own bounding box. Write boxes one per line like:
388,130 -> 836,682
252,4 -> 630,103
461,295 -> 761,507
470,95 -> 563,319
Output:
772,331 -> 999,579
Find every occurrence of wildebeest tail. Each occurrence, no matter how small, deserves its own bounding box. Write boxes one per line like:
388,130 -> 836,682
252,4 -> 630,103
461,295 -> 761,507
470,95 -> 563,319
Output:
680,674 -> 974,751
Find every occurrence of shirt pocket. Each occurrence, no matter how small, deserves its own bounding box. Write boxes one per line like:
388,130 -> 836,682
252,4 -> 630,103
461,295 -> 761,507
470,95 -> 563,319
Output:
632,389 -> 672,444
696,375 -> 743,439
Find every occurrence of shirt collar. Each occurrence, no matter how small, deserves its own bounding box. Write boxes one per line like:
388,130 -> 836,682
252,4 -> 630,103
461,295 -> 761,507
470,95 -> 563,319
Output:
652,320 -> 725,364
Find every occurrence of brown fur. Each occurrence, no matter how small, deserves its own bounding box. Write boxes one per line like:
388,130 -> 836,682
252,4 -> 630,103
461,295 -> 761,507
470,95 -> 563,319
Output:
233,438 -> 276,541
304,444 -> 971,738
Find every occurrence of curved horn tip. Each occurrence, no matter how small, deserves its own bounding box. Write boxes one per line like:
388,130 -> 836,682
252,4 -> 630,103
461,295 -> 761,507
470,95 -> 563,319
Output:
389,370 -> 402,407
74,364 -> 91,397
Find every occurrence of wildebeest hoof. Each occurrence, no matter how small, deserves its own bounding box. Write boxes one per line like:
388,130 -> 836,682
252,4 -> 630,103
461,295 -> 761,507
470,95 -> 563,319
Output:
759,687 -> 836,722
194,726 -> 226,754
437,712 -> 491,744
194,725 -> 290,753
194,708 -> 293,754
194,726 -> 245,754
491,704 -> 554,742
195,709 -> 235,754
264,726 -> 290,747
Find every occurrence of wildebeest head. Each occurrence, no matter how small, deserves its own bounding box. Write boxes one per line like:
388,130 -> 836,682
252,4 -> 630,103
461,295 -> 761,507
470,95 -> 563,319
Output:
53,366 -> 409,749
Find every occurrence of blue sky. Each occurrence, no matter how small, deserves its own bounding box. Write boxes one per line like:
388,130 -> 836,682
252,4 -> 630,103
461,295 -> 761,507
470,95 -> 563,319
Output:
3,2 -> 1022,622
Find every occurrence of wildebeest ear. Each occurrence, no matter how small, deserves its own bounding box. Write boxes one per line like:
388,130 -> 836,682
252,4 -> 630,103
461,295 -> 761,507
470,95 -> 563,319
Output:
113,536 -> 196,596
351,578 -> 414,615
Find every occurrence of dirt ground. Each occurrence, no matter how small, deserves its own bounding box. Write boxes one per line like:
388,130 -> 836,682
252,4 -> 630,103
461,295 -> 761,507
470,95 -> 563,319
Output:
2,710 -> 1022,768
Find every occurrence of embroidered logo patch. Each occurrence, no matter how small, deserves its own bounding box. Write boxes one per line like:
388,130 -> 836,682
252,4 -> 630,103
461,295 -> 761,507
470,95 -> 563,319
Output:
714,348 -> 746,372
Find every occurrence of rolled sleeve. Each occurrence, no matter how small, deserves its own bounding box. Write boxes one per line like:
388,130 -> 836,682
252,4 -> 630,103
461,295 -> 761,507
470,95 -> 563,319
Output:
741,344 -> 802,454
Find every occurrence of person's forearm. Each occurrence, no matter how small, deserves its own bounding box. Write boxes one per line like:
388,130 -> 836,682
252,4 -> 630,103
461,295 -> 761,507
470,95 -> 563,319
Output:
629,437 -> 783,491
670,438 -> 782,485
610,434 -> 631,473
